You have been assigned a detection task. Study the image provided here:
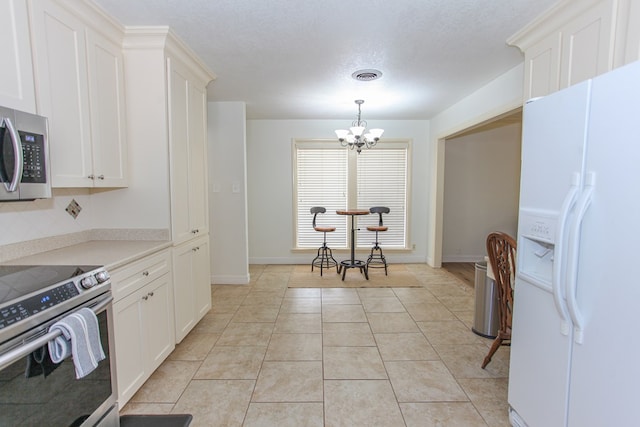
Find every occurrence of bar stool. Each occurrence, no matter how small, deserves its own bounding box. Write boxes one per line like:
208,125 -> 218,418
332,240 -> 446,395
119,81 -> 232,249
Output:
310,207 -> 338,276
366,206 -> 390,275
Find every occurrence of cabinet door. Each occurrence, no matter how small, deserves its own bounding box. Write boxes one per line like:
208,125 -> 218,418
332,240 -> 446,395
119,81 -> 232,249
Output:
86,28 -> 128,188
620,0 -> 640,65
523,32 -> 562,99
193,237 -> 211,320
0,0 -> 36,112
187,82 -> 209,237
144,274 -> 175,372
559,0 -> 616,88
29,0 -> 93,187
168,58 -> 192,244
113,289 -> 146,405
172,240 -> 197,342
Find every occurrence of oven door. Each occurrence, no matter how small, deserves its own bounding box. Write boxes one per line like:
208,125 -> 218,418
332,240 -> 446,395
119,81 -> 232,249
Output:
0,292 -> 118,426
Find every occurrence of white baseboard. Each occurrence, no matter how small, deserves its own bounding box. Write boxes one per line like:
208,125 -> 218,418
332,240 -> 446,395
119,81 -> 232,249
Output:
249,254 -> 428,265
441,254 -> 485,263
211,274 -> 250,285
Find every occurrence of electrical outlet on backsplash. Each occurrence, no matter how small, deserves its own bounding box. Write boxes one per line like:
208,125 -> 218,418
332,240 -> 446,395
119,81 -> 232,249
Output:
65,199 -> 82,219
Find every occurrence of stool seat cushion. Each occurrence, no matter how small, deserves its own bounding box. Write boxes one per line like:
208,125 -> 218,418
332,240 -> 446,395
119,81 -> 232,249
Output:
315,226 -> 336,232
367,226 -> 388,232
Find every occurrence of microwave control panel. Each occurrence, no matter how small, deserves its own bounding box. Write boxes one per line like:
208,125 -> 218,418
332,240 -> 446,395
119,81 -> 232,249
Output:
19,131 -> 46,184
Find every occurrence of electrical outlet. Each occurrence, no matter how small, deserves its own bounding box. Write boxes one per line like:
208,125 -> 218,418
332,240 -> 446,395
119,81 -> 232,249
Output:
65,199 -> 82,219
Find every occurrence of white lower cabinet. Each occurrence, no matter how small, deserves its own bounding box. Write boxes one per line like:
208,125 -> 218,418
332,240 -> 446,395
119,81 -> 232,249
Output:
173,235 -> 211,343
112,250 -> 175,406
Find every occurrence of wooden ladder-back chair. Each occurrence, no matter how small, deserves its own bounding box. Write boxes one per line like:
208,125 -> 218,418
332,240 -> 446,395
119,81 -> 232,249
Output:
482,231 -> 517,369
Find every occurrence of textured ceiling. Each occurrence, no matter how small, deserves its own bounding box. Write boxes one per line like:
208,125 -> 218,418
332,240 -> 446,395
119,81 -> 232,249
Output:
93,0 -> 558,120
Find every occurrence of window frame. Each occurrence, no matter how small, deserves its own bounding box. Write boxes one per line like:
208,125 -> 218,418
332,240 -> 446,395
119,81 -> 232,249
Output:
292,138 -> 412,251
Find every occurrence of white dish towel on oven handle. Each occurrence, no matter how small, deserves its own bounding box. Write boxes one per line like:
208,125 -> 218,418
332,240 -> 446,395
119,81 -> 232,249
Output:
48,307 -> 106,379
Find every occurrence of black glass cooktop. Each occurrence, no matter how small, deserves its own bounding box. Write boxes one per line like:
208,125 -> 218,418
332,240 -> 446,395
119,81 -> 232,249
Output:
0,265 -> 102,306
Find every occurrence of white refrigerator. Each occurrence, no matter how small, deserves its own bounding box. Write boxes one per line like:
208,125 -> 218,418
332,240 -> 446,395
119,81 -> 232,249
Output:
509,59 -> 640,427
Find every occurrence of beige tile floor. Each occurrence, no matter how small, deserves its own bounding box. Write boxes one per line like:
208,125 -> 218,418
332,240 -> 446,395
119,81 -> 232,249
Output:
120,264 -> 511,426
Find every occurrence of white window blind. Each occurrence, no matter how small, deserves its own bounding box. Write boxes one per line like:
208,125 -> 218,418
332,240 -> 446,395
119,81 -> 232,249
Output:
356,147 -> 408,248
295,145 -> 348,248
294,140 -> 410,250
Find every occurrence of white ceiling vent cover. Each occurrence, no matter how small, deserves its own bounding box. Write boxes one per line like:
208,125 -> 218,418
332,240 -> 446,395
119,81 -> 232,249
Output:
352,69 -> 383,81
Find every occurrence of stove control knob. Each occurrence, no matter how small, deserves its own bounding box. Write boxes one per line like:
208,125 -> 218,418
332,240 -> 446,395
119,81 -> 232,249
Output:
95,270 -> 110,283
81,276 -> 97,289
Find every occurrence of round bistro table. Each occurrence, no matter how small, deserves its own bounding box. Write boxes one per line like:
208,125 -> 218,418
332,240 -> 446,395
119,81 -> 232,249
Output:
336,209 -> 370,280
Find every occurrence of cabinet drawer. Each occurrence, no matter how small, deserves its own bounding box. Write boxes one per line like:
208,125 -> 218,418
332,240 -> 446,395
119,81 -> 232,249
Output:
111,249 -> 171,302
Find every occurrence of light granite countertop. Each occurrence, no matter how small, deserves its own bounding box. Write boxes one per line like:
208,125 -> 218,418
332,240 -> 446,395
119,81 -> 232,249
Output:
2,239 -> 172,271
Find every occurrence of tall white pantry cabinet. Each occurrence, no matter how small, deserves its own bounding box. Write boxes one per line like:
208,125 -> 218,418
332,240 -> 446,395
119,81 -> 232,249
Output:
122,27 -> 216,343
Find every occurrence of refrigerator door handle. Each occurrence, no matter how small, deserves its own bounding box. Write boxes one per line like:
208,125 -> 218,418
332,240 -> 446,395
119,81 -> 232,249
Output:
566,173 -> 595,344
552,173 -> 580,335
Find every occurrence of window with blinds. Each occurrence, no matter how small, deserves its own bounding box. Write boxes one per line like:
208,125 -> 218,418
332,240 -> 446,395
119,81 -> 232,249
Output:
294,140 -> 410,250
355,147 -> 408,248
294,142 -> 348,248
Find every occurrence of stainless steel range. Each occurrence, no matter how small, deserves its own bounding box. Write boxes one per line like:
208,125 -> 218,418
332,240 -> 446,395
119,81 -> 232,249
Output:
0,264 -> 118,426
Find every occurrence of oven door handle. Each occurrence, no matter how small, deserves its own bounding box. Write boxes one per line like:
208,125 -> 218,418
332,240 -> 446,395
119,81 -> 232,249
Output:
0,295 -> 113,371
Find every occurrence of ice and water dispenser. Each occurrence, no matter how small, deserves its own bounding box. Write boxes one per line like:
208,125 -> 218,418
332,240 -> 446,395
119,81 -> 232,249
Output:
517,210 -> 557,289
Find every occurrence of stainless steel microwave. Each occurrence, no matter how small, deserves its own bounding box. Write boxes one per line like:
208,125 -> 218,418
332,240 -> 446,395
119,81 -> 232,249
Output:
0,106 -> 51,201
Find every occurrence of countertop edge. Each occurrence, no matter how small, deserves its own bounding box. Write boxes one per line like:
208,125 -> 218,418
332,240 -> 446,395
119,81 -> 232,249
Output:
1,239 -> 173,271
0,229 -> 170,264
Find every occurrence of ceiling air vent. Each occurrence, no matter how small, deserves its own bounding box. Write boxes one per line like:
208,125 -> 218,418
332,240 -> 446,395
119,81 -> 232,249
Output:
352,69 -> 382,81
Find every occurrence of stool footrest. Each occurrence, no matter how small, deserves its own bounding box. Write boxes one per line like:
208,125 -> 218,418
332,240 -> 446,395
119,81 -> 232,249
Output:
311,244 -> 339,276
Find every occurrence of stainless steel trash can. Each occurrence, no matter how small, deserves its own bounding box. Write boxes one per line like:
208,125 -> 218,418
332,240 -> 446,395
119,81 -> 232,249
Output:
472,261 -> 499,338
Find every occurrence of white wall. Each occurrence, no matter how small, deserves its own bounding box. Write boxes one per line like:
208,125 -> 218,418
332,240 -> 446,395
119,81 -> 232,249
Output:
246,119 -> 430,264
208,102 -> 250,284
442,121 -> 522,262
428,63 -> 525,266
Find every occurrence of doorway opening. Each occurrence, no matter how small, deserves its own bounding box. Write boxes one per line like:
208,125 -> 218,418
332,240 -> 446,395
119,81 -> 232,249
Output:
434,108 -> 522,269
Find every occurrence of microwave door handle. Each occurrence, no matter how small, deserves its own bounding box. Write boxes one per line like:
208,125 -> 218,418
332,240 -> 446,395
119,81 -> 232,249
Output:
1,117 -> 23,192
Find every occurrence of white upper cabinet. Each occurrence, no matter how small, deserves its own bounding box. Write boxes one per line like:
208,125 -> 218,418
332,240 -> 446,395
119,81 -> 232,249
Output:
558,0 -> 616,89
509,0 -> 636,100
522,32 -> 562,100
29,0 -> 127,188
0,0 -> 36,112
86,28 -> 128,187
616,0 -> 640,65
